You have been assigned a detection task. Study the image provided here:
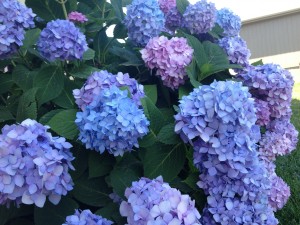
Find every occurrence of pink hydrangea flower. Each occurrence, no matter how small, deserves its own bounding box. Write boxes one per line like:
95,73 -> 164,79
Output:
68,11 -> 88,23
269,175 -> 291,211
141,36 -> 193,89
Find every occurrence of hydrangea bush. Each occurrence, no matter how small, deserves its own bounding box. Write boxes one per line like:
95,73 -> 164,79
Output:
0,0 -> 298,224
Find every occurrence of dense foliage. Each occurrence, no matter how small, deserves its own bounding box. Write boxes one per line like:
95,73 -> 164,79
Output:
0,0 -> 298,224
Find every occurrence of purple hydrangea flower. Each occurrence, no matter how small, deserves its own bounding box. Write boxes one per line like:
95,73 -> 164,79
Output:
218,36 -> 251,69
140,36 -> 193,89
254,99 -> 271,126
165,8 -> 183,31
158,0 -> 176,14
237,64 -> 294,118
124,0 -> 165,46
0,119 -> 74,207
120,176 -> 202,225
75,86 -> 149,156
0,0 -> 35,59
37,19 -> 88,61
183,0 -> 216,34
259,118 -> 298,160
68,11 -> 88,23
63,209 -> 113,225
216,8 -> 241,36
73,70 -> 145,111
269,175 -> 291,211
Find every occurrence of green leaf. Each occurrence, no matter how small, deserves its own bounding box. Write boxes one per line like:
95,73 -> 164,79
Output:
39,109 -> 64,125
12,65 -> 36,91
109,46 -> 143,66
113,23 -> 127,39
34,197 -> 78,225
0,205 -> 32,225
144,85 -> 157,104
111,0 -> 123,20
21,28 -> 41,51
185,60 -> 201,88
69,64 -> 99,79
183,172 -> 200,190
0,107 -> 14,122
95,203 -> 126,224
252,59 -> 264,66
176,0 -> 189,15
83,48 -> 95,60
179,84 -> 193,99
88,151 -> 115,178
70,145 -> 89,180
0,73 -> 13,94
141,97 -> 166,134
16,88 -> 38,122
73,173 -> 111,207
157,123 -> 180,145
47,109 -> 78,140
33,66 -> 64,106
138,130 -> 158,148
8,218 -> 34,225
143,143 -> 186,182
52,79 -> 78,109
94,29 -> 109,63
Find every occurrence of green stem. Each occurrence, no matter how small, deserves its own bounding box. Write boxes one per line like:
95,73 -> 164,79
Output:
57,0 -> 68,19
11,60 -> 16,67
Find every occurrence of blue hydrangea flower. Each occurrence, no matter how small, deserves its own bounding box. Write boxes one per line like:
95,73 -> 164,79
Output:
218,36 -> 251,69
0,119 -> 74,208
37,19 -> 88,61
75,86 -> 149,156
0,0 -> 35,59
216,8 -> 241,36
183,0 -> 216,34
120,176 -> 202,225
73,70 -> 145,110
124,0 -> 165,46
237,63 -> 294,118
165,8 -> 183,31
63,209 -> 113,225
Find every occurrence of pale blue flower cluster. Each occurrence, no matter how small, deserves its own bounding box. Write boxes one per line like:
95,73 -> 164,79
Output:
218,36 -> 251,69
0,119 -> 74,208
0,0 -> 35,59
183,0 -> 216,34
216,8 -> 241,36
120,176 -> 202,225
124,0 -> 165,46
63,209 -> 113,225
37,19 -> 88,61
174,81 -> 278,224
75,86 -> 149,156
73,70 -> 145,111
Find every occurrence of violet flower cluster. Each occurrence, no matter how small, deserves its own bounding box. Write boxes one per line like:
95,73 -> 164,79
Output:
63,209 -> 113,225
124,0 -> 165,46
75,86 -> 149,156
175,81 -> 278,224
158,0 -> 176,14
120,176 -> 202,225
37,19 -> 88,61
165,8 -> 183,31
140,36 -> 193,89
183,0 -> 217,34
237,63 -> 294,118
0,119 -> 74,208
216,8 -> 241,37
0,0 -> 35,59
254,99 -> 271,126
73,70 -> 145,110
218,36 -> 251,69
68,11 -> 88,23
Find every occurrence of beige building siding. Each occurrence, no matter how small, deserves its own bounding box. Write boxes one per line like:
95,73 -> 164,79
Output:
240,9 -> 300,82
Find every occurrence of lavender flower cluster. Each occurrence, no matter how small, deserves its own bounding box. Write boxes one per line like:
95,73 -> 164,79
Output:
75,86 -> 149,156
124,0 -> 165,46
141,36 -> 193,89
37,19 -> 88,61
238,63 -> 297,211
216,8 -> 241,37
68,11 -> 88,23
158,0 -> 176,14
183,0 -> 217,34
63,209 -> 113,225
0,119 -> 74,208
73,70 -> 145,111
0,0 -> 35,59
120,176 -> 202,225
218,36 -> 251,69
175,81 -> 278,224
165,8 -> 183,32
